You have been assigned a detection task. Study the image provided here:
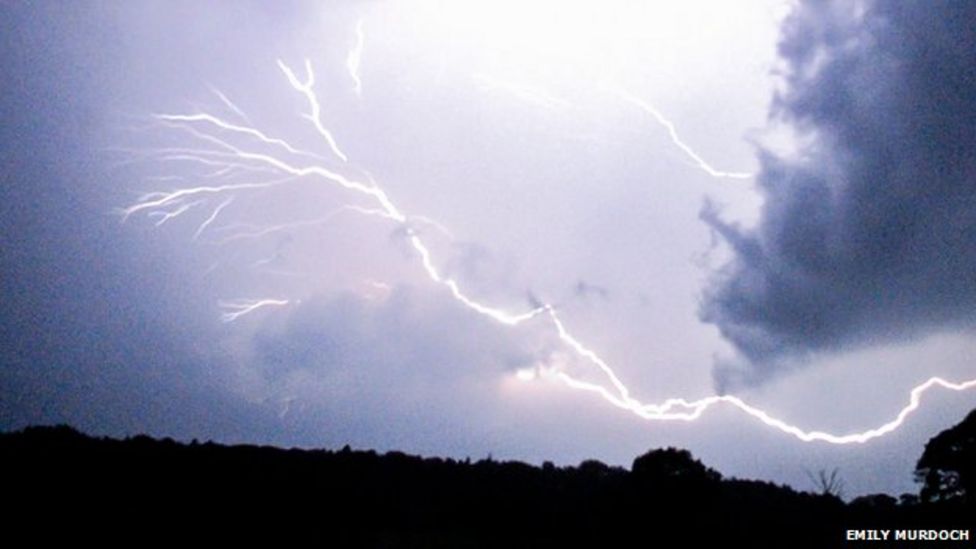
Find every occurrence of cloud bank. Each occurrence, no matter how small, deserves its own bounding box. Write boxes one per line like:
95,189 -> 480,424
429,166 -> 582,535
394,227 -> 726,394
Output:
702,0 -> 976,388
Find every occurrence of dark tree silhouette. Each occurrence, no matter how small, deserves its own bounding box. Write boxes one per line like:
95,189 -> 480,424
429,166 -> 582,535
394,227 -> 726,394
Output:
915,408 -> 976,503
631,447 -> 721,483
2,418 -> 974,545
849,493 -> 897,510
806,467 -> 845,500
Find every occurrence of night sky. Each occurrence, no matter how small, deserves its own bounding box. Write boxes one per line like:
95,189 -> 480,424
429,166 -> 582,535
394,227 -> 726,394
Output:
2,0 -> 975,498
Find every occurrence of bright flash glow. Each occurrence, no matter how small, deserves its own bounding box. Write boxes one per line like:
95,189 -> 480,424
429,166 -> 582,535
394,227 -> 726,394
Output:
124,37 -> 976,445
515,368 -> 537,382
416,0 -> 757,71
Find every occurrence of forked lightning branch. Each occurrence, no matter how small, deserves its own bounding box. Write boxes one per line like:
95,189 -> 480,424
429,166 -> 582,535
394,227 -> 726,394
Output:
122,31 -> 976,445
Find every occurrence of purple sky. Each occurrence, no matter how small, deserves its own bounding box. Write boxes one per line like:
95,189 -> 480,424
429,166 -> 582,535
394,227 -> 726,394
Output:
2,0 -> 975,498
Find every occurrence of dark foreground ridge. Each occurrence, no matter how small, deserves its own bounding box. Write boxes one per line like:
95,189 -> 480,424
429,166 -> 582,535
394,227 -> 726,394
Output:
3,411 -> 975,547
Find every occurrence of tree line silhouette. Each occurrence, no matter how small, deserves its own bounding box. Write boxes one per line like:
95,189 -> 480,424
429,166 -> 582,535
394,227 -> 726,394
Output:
2,409 -> 974,546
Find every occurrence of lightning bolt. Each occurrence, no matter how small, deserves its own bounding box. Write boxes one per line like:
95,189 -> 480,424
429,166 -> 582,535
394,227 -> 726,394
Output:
608,85 -> 755,180
219,298 -> 292,323
347,19 -> 365,97
472,74 -> 753,180
123,50 -> 976,445
208,85 -> 253,125
193,196 -> 233,240
277,59 -> 349,163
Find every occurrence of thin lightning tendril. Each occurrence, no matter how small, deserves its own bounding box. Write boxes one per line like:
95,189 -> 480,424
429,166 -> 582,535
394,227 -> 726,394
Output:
194,196 -> 234,240
609,85 -> 755,180
473,73 -> 572,110
472,75 -> 751,179
219,298 -> 292,323
277,59 -> 349,162
208,85 -> 253,125
124,53 -> 976,445
347,19 -> 365,96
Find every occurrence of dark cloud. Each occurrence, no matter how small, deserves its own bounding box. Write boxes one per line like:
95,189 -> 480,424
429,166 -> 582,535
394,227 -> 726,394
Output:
242,286 -> 548,450
252,286 -> 540,386
701,0 -> 976,388
574,280 -> 610,301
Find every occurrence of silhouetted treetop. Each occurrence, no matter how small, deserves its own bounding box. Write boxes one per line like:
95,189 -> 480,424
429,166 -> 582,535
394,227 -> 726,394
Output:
916,407 -> 976,503
631,447 -> 722,483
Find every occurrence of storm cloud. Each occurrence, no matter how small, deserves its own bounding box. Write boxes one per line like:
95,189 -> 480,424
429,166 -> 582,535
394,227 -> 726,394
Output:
6,0 -> 973,498
702,0 -> 976,387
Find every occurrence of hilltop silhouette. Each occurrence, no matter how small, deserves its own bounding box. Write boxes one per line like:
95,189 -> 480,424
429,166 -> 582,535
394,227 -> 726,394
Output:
2,411 -> 974,546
